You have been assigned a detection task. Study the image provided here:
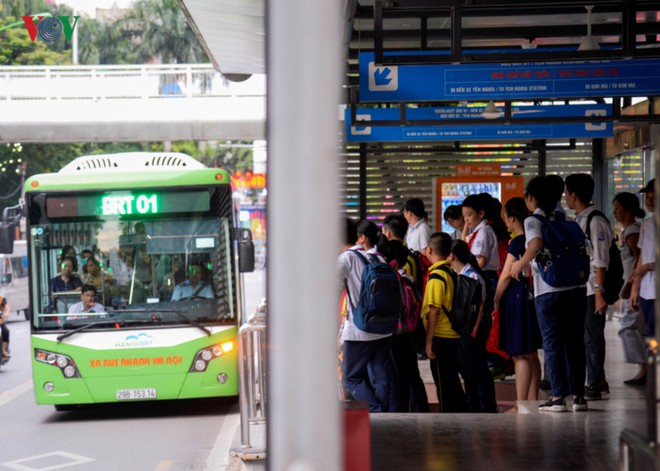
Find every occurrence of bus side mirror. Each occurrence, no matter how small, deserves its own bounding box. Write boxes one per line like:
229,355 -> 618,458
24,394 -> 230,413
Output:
235,228 -> 255,273
0,222 -> 15,254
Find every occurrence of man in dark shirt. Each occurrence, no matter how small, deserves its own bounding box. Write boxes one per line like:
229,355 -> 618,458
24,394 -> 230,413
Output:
50,256 -> 83,313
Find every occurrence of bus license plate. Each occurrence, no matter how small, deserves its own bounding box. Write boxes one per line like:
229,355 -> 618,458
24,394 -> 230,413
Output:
116,388 -> 157,400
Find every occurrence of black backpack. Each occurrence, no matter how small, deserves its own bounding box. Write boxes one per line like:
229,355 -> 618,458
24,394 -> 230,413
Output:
429,265 -> 482,336
585,210 -> 624,305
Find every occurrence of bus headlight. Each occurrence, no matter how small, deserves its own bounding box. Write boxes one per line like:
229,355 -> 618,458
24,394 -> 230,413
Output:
63,366 -> 77,378
35,349 -> 81,379
201,350 -> 213,362
189,340 -> 235,373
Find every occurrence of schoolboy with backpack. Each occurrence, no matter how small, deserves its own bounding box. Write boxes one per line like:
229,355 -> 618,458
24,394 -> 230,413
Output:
447,239 -> 497,413
565,173 -> 618,401
338,220 -> 400,412
421,232 -> 468,412
382,239 -> 430,412
509,176 -> 588,413
382,213 -> 431,356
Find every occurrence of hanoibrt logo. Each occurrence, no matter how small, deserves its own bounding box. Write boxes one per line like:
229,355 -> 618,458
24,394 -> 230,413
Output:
115,333 -> 154,348
21,15 -> 79,42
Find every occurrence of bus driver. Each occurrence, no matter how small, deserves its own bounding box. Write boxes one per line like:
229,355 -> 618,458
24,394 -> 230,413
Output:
171,262 -> 213,301
67,284 -> 106,320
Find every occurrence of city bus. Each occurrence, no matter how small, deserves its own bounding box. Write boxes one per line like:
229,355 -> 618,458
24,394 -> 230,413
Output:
5,152 -> 254,410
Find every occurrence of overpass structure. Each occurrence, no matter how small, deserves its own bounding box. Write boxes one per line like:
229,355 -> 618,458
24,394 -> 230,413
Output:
0,64 -> 265,143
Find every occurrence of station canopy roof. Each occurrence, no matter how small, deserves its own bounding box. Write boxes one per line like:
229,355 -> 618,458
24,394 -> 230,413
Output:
179,0 -> 660,85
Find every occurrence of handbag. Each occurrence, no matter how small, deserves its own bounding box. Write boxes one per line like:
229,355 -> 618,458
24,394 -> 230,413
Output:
486,310 -> 510,359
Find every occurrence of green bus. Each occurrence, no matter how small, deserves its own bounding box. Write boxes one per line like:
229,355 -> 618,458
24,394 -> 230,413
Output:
8,153 -> 254,410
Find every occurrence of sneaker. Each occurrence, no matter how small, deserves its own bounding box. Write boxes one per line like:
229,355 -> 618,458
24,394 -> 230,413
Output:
600,382 -> 610,398
539,397 -> 567,412
584,384 -> 601,401
572,396 -> 588,412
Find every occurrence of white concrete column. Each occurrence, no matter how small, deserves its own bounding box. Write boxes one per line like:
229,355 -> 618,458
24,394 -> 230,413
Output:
267,0 -> 343,470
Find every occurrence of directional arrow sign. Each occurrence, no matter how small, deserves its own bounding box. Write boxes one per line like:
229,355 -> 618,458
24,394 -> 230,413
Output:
368,61 -> 398,91
360,52 -> 660,101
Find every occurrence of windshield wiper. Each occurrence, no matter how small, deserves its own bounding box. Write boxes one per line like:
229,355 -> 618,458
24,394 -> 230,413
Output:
105,308 -> 211,336
57,319 -> 149,342
160,309 -> 212,336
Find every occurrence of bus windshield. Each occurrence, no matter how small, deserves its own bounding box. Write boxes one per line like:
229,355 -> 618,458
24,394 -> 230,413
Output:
29,189 -> 236,332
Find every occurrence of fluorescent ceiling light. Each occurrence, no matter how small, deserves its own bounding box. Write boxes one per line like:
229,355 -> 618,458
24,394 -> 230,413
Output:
481,101 -> 503,119
521,39 -> 537,50
578,6 -> 600,51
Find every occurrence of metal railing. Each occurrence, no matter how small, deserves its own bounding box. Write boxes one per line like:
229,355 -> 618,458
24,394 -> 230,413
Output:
233,298 -> 267,460
620,339 -> 660,470
0,63 -> 265,101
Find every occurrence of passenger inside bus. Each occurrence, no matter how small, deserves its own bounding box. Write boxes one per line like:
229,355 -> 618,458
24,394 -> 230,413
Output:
66,284 -> 106,321
60,245 -> 79,273
82,257 -> 117,306
50,256 -> 83,313
171,262 -> 213,301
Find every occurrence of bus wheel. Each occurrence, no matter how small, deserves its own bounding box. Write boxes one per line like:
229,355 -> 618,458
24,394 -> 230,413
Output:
54,404 -> 77,412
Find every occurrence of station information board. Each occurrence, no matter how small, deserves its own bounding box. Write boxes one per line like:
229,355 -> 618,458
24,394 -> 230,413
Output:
360,53 -> 660,102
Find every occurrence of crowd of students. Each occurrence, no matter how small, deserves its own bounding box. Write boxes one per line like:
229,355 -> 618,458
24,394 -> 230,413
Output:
337,175 -> 656,413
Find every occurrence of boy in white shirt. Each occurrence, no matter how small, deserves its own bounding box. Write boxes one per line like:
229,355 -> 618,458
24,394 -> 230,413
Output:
565,173 -> 615,401
631,180 -> 656,339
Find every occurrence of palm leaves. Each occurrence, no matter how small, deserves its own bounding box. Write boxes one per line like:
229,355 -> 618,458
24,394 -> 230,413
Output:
121,0 -> 209,64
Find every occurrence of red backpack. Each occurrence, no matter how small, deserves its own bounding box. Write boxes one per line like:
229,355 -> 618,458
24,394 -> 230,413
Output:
396,272 -> 422,335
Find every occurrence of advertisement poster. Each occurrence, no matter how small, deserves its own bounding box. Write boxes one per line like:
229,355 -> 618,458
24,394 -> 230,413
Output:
433,165 -> 524,233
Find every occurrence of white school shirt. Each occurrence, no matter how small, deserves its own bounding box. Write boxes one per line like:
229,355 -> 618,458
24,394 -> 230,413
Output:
467,220 -> 499,272
459,263 -> 487,302
620,223 -> 641,282
575,206 -> 614,296
524,208 -> 581,297
637,216 -> 656,300
338,245 -> 392,342
405,219 -> 432,252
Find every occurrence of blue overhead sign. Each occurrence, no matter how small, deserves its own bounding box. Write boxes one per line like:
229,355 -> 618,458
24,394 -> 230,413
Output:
345,104 -> 613,142
360,52 -> 660,101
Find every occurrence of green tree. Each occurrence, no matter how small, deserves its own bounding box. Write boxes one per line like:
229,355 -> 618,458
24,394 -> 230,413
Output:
122,0 -> 209,64
0,15 -> 72,65
77,16 -> 137,65
213,142 -> 254,174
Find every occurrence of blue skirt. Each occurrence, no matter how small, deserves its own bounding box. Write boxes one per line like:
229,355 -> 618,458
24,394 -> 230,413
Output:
500,279 -> 542,357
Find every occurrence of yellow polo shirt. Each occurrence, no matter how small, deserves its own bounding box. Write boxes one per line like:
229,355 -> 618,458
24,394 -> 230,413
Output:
421,260 -> 459,339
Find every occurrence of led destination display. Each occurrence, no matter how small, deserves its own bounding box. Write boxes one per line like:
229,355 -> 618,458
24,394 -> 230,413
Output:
46,190 -> 210,218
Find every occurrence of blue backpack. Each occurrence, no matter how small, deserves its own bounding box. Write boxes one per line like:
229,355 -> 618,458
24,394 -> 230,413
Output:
346,250 -> 403,334
532,214 -> 590,288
